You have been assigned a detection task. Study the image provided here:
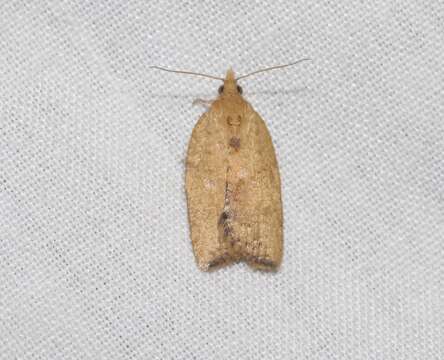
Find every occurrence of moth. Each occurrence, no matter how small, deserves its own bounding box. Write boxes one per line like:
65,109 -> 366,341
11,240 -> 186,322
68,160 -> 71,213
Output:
152,60 -> 309,271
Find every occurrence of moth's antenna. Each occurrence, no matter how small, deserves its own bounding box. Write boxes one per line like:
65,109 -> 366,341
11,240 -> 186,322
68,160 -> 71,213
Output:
236,58 -> 311,81
150,66 -> 224,81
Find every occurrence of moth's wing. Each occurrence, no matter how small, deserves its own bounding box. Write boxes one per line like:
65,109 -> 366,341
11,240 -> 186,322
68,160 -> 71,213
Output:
185,110 -> 227,270
242,109 -> 283,270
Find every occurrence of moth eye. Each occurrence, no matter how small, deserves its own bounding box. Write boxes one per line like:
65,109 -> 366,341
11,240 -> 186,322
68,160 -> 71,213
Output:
237,85 -> 243,94
218,85 -> 224,94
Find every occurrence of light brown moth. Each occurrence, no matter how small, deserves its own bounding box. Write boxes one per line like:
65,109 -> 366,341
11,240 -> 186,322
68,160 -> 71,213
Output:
152,60 -> 309,271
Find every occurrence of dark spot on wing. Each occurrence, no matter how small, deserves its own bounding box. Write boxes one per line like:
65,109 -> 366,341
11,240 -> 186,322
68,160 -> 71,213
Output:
218,211 -> 229,225
229,137 -> 240,150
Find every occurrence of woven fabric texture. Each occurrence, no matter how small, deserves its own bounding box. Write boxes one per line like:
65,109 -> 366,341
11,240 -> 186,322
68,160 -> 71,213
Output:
1,1 -> 443,359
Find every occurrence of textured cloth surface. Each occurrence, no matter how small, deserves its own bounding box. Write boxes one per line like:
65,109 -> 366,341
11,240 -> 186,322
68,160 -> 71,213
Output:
1,1 -> 443,359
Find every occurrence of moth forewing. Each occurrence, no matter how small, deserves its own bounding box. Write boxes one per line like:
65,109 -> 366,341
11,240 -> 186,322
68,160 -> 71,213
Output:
185,69 -> 283,271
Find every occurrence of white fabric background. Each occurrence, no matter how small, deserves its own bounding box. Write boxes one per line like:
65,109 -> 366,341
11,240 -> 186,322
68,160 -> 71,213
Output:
1,1 -> 443,359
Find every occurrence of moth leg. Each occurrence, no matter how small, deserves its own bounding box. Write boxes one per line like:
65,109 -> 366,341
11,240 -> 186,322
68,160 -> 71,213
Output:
192,98 -> 213,109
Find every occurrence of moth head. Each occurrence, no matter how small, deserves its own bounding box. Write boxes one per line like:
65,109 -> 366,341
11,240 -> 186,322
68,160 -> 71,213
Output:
219,68 -> 243,96
218,84 -> 243,96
